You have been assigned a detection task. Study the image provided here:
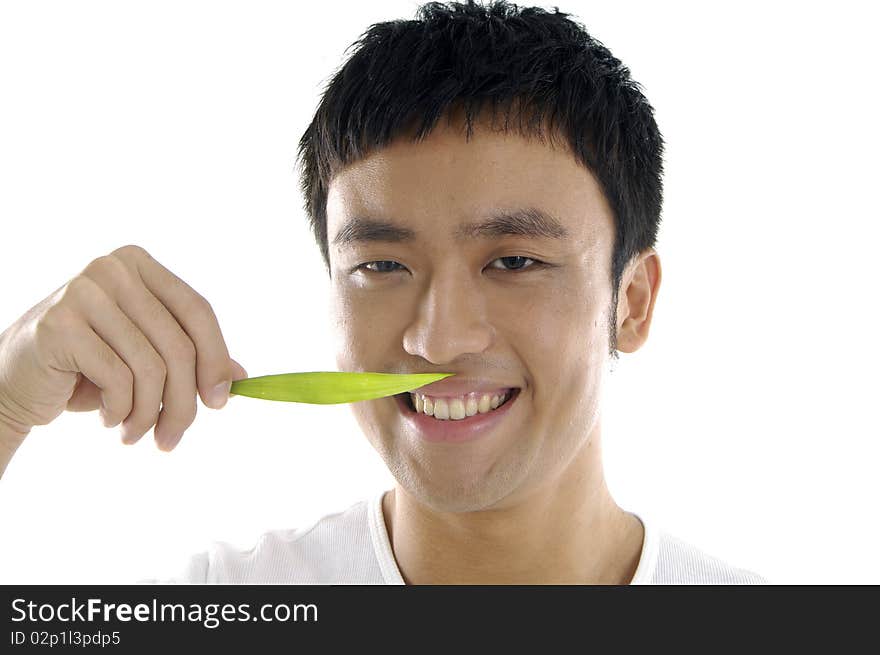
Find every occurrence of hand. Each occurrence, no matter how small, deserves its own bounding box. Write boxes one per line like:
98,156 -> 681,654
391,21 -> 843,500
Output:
0,244 -> 246,456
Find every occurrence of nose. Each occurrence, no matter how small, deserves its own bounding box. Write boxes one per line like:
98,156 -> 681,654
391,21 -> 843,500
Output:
402,265 -> 495,364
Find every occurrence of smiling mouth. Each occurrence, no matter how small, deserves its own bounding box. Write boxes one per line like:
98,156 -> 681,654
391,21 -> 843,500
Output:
398,388 -> 519,417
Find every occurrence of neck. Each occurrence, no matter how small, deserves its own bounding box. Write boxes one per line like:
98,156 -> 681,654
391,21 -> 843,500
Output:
382,427 -> 644,584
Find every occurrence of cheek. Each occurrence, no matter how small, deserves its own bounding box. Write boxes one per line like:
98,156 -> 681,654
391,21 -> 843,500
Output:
511,281 -> 602,365
510,280 -> 606,416
332,285 -> 407,372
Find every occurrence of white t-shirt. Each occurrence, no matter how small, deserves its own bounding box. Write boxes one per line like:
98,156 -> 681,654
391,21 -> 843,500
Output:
145,489 -> 767,584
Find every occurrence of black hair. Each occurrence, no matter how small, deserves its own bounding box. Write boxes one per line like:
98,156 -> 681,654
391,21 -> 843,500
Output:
296,0 -> 664,357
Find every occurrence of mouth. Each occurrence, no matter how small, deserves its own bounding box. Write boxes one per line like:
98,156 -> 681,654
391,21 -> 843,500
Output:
395,387 -> 520,417
394,386 -> 521,443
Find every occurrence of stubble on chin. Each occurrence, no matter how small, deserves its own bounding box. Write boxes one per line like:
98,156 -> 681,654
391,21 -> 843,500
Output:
382,438 -> 536,514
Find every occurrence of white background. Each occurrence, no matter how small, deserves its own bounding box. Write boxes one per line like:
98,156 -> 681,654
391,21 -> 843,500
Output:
1,0 -> 877,584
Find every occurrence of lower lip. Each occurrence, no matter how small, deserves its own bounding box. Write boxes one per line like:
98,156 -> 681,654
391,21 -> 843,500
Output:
395,388 -> 520,443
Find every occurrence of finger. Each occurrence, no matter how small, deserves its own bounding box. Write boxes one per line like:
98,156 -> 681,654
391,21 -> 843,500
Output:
111,245 -> 235,412
66,372 -> 102,412
78,327 -> 135,430
43,295 -> 136,432
62,274 -> 166,444
79,254 -> 197,448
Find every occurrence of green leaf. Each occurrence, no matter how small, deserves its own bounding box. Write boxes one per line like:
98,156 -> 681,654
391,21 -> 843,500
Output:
228,371 -> 456,404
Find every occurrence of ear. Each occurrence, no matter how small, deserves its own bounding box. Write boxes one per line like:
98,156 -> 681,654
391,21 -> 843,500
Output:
615,248 -> 662,354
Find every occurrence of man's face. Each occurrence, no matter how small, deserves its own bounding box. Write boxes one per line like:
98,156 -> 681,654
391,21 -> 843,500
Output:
326,116 -> 618,513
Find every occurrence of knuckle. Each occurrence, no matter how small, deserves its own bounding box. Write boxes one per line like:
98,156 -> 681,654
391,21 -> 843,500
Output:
40,303 -> 77,334
198,293 -> 214,314
172,337 -> 197,363
84,255 -> 135,291
80,256 -> 109,279
32,307 -> 72,363
108,354 -> 134,386
99,253 -> 132,277
31,314 -> 53,348
145,293 -> 171,325
86,254 -> 115,271
60,274 -> 98,304
111,244 -> 148,259
142,353 -> 167,381
182,290 -> 212,318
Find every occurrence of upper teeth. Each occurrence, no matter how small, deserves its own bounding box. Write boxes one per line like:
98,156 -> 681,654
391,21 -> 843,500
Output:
409,390 -> 510,420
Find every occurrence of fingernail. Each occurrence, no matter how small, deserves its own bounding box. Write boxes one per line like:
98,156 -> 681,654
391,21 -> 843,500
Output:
208,381 -> 231,409
100,403 -> 113,428
120,422 -> 135,443
157,430 -> 180,451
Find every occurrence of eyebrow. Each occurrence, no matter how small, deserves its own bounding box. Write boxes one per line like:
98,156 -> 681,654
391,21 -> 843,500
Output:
332,207 -> 569,249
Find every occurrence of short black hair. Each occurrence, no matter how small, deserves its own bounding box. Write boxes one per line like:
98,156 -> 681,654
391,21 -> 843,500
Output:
296,0 -> 664,357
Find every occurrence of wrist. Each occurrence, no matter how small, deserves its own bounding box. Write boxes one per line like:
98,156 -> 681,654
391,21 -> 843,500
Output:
0,423 -> 28,479
0,404 -> 31,436
0,410 -> 31,449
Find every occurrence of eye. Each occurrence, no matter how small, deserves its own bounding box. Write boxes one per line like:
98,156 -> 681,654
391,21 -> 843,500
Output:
358,260 -> 406,274
488,256 -> 541,271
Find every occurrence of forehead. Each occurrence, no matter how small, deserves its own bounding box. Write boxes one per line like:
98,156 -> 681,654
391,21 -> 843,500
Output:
325,120 -> 613,249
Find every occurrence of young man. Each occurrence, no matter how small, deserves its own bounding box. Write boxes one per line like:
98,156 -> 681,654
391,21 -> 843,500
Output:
163,0 -> 765,584
0,1 -> 766,584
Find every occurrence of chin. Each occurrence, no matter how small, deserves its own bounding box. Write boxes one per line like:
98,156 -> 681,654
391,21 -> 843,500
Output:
360,407 -> 532,513
391,464 -> 518,514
